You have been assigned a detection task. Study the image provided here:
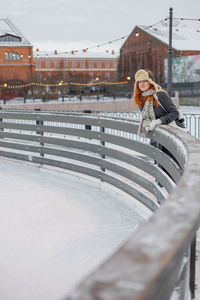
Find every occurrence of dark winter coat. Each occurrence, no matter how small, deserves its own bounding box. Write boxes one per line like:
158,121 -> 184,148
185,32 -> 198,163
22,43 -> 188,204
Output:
139,91 -> 184,128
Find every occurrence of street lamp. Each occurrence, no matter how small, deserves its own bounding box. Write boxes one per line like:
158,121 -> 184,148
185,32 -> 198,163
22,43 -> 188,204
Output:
167,7 -> 173,97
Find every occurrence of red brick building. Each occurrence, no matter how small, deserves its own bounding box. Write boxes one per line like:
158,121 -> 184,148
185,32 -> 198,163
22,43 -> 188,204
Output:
0,19 -> 34,83
118,21 -> 200,83
33,50 -> 118,82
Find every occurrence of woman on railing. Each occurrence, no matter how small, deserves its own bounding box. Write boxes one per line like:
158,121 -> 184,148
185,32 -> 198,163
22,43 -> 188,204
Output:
133,69 -> 187,184
133,69 -> 186,137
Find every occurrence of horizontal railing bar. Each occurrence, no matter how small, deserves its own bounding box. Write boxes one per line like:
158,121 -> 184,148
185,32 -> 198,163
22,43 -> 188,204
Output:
0,131 -> 39,142
148,128 -> 187,169
102,147 -> 175,193
42,157 -> 100,179
101,118 -> 138,134
0,141 -> 39,153
41,114 -> 100,126
100,172 -> 159,211
0,123 -> 37,131
0,112 -> 39,120
101,133 -> 181,182
42,147 -> 100,166
101,160 -> 165,203
41,126 -> 100,139
0,149 -> 40,163
43,136 -> 99,152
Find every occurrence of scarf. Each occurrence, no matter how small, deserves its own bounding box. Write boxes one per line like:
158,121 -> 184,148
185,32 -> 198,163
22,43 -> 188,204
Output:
137,89 -> 156,137
141,89 -> 155,97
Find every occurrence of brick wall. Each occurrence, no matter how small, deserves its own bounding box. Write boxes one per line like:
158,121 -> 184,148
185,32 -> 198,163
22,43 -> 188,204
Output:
0,46 -> 34,82
118,26 -> 200,84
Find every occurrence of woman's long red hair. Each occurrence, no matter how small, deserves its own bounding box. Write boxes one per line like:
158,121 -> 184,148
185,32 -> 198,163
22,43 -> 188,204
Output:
133,83 -> 158,107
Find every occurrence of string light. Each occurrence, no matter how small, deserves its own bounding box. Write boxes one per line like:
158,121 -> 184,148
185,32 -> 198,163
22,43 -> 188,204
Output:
0,80 -> 129,89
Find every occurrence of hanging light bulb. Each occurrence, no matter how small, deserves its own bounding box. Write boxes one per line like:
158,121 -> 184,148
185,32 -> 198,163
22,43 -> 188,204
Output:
198,19 -> 200,24
181,18 -> 184,23
135,32 -> 139,37
165,18 -> 168,24
149,26 -> 152,31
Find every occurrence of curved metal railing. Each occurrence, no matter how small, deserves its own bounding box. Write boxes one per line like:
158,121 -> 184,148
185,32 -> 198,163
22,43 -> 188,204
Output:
0,110 -> 199,299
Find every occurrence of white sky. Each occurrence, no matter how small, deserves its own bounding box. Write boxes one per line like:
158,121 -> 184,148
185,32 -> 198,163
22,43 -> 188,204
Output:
1,0 -> 200,52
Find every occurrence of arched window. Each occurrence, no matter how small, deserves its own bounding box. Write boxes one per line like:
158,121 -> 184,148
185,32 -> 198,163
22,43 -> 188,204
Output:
105,73 -> 110,80
89,73 -> 94,80
4,52 -> 21,61
113,72 -> 118,80
97,73 -> 101,80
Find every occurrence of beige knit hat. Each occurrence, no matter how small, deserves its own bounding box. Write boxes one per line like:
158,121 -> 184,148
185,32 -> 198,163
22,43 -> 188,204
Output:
134,69 -> 163,94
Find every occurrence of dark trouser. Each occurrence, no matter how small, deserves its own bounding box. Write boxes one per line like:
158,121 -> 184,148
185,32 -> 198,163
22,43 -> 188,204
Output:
151,140 -> 179,183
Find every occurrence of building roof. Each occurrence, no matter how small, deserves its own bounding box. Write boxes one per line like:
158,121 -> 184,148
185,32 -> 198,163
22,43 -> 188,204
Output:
139,19 -> 200,51
0,18 -> 32,46
33,50 -> 119,59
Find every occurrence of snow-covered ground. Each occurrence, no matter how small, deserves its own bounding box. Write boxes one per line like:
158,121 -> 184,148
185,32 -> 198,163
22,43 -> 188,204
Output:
0,157 -> 150,300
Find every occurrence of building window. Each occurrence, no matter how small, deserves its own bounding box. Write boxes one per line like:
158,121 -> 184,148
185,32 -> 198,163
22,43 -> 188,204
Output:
97,61 -> 101,68
97,73 -> 101,80
4,52 -> 21,61
64,61 -> 68,68
89,61 -> 93,68
89,73 -> 94,80
105,73 -> 110,80
81,61 -> 85,68
113,72 -> 118,80
105,61 -> 110,68
55,61 -> 59,68
36,61 -> 41,68
46,61 -> 50,68
0,34 -> 21,42
72,61 -> 77,68
114,61 -> 117,68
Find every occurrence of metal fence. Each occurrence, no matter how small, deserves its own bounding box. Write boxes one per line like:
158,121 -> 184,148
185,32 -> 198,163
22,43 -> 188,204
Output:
97,111 -> 200,140
0,111 -> 199,299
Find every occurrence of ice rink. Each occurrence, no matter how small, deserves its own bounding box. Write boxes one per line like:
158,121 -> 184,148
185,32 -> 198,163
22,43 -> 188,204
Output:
0,158 -> 150,300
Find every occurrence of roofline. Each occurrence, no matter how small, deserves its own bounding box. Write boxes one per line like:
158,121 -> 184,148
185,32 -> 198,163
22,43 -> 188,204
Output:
33,56 -> 118,59
0,44 -> 33,47
138,25 -> 180,51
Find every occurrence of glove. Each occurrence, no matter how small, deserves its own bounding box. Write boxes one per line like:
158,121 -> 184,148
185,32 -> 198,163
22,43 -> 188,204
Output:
149,119 -> 162,131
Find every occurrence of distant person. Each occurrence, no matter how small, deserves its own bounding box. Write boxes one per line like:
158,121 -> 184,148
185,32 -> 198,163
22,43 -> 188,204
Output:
133,69 -> 186,137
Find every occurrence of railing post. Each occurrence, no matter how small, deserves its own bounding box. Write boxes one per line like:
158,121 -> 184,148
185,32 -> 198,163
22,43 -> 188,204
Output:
35,108 -> 44,163
84,110 -> 91,130
190,234 -> 197,299
100,121 -> 105,174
